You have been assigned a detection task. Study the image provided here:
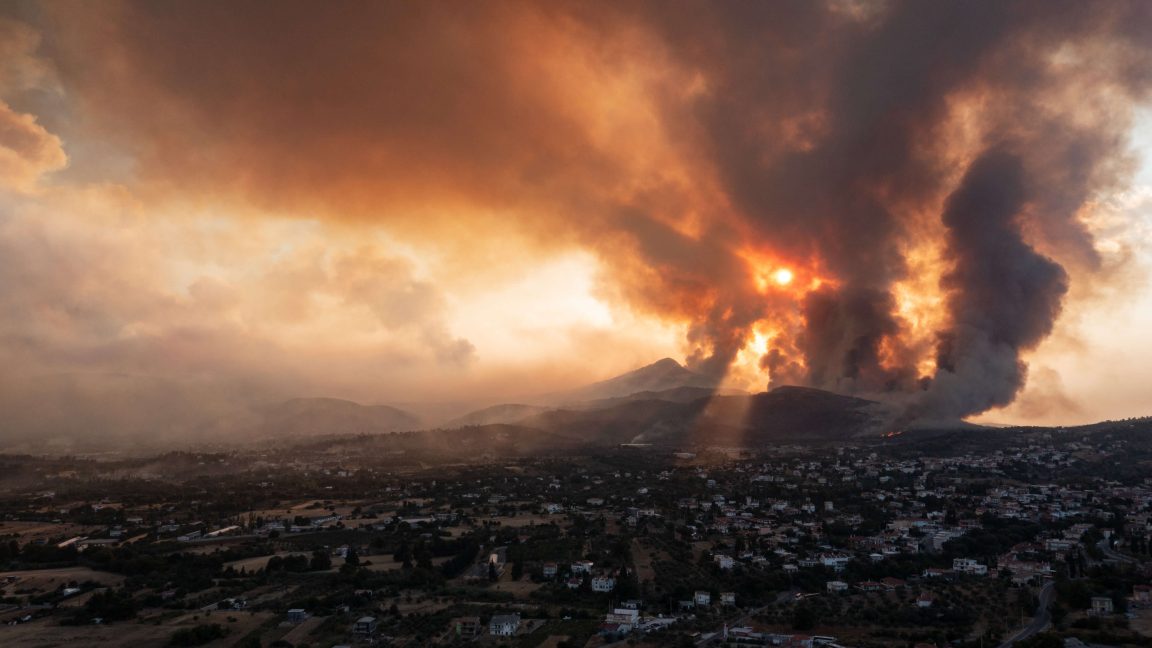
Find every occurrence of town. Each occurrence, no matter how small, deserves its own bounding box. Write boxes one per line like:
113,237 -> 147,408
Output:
2,419 -> 1152,647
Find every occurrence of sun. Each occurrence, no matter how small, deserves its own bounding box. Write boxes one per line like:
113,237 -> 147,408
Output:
773,268 -> 794,286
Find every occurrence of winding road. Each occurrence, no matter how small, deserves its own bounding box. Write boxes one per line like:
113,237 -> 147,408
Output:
1097,538 -> 1138,565
695,588 -> 802,646
997,581 -> 1055,648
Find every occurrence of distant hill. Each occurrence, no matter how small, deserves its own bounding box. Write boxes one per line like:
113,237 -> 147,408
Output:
704,386 -> 897,442
538,358 -> 718,405
442,385 -> 748,430
519,398 -> 706,445
195,366 -> 947,450
574,385 -> 747,410
442,403 -> 553,428
515,385 -> 898,446
439,359 -> 728,430
257,397 -> 421,438
287,424 -> 583,457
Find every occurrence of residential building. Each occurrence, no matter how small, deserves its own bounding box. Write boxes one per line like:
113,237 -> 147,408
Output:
490,613 -> 521,636
352,616 -> 377,637
287,609 -> 309,624
592,576 -> 616,592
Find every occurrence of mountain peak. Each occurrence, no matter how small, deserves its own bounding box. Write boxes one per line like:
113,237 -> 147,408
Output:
542,357 -> 717,405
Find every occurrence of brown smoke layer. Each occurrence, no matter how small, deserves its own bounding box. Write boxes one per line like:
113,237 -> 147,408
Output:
13,0 -> 1152,422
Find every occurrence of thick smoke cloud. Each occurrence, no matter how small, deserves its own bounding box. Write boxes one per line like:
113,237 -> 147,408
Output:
921,149 -> 1069,417
630,1 -> 1152,416
1,0 -> 1150,436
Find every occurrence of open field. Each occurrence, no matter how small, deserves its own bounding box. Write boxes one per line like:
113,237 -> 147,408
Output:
223,552 -> 309,572
489,577 -> 543,599
474,513 -> 568,529
0,609 -> 275,648
0,566 -> 125,591
631,537 -> 666,584
0,521 -> 101,544
277,615 -> 326,644
1130,608 -> 1152,637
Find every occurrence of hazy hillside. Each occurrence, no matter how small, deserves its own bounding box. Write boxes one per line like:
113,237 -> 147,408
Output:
443,385 -> 747,430
703,386 -> 898,441
574,385 -> 747,410
538,358 -> 719,405
287,424 -> 583,458
515,385 -> 898,446
519,398 -> 707,445
257,397 -> 421,438
442,403 -> 553,428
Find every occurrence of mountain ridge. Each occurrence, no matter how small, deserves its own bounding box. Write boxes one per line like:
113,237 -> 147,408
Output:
533,357 -> 719,405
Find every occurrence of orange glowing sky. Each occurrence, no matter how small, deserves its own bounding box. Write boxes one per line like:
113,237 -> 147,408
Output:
1,0 -> 1151,444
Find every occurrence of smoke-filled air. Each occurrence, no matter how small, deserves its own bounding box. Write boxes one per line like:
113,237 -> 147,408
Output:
2,0 -> 1152,447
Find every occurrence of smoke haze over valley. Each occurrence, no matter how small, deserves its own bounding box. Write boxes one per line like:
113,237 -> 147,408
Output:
9,9 -> 1152,646
2,1 -> 1152,449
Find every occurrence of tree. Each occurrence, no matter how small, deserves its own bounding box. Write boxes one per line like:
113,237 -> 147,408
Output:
309,549 -> 331,572
72,589 -> 137,624
169,624 -> 229,647
416,545 -> 433,570
792,604 -> 817,631
394,540 -> 412,564
236,634 -> 262,648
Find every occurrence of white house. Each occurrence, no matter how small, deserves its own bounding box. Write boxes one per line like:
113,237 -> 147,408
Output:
287,609 -> 309,624
1091,597 -> 1114,615
489,613 -> 521,636
606,608 -> 639,629
592,576 -> 616,592
694,590 -> 712,606
820,554 -> 852,572
352,616 -> 377,637
953,558 -> 988,576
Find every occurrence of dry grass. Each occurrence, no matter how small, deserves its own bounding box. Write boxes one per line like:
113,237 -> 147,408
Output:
487,514 -> 566,529
1129,608 -> 1152,637
631,537 -> 665,584
358,556 -> 451,572
489,578 -> 542,599
0,567 -> 125,592
277,615 -> 326,645
223,552 -> 310,572
0,521 -> 100,544
0,609 -> 276,648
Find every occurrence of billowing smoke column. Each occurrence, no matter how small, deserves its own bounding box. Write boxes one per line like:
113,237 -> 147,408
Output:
34,0 -> 1152,421
921,150 -> 1069,417
623,0 -> 1152,418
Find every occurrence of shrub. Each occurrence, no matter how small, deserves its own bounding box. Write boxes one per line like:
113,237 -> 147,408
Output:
169,623 -> 229,647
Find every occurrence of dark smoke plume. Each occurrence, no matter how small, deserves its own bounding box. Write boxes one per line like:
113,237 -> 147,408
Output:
920,149 -> 1069,417
18,0 -> 1152,425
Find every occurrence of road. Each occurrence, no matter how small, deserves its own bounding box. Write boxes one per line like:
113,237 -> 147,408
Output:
1097,538 -> 1138,565
696,589 -> 801,646
997,581 -> 1055,648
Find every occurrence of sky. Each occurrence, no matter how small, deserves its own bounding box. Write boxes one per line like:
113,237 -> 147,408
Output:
0,1 -> 1151,445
